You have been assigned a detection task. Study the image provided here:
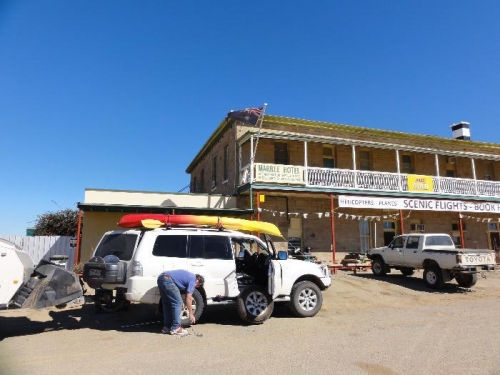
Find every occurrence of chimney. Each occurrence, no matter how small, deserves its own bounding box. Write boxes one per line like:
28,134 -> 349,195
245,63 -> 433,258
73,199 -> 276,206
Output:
451,121 -> 470,140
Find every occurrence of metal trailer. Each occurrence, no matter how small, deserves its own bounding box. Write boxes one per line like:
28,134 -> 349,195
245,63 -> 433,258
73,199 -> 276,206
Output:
0,239 -> 83,310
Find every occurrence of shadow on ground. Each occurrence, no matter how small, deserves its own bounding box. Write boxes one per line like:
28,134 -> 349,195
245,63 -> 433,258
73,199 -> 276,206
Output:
351,272 -> 475,294
0,296 -> 298,340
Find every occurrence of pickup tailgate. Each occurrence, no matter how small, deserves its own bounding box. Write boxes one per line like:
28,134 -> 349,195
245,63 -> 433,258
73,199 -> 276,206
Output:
459,250 -> 496,267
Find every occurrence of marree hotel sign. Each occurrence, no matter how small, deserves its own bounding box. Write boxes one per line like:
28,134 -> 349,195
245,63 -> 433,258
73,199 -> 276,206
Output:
339,195 -> 500,214
255,163 -> 305,184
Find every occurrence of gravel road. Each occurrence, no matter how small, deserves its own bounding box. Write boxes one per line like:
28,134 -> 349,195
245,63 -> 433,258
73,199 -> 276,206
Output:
1,267 -> 499,375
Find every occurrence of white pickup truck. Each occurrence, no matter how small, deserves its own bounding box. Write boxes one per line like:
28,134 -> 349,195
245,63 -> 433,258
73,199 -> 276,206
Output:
367,233 -> 496,288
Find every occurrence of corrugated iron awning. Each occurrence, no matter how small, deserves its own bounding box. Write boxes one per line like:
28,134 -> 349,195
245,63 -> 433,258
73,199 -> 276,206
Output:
77,203 -> 253,217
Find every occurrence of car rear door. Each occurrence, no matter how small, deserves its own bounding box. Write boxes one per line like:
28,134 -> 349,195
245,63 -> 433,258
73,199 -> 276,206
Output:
150,234 -> 189,273
402,235 -> 422,267
187,235 -> 239,298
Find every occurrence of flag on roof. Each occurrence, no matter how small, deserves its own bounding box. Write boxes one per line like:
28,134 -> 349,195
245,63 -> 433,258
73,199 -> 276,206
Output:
226,107 -> 263,126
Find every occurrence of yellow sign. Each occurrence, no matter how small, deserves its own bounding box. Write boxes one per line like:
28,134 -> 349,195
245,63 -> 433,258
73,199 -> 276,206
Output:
259,195 -> 265,203
408,175 -> 434,193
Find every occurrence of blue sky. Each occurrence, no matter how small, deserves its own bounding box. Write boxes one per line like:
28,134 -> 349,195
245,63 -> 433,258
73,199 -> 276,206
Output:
1,1 -> 499,235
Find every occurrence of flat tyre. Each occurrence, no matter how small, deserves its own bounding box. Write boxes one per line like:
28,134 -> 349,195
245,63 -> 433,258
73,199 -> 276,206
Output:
181,289 -> 204,326
158,288 -> 204,327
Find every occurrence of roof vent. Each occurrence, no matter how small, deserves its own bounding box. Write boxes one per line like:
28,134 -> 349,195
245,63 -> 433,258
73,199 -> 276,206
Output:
451,121 -> 470,140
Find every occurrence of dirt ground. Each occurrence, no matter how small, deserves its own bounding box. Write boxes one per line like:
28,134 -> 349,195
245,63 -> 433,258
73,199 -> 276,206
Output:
1,256 -> 499,375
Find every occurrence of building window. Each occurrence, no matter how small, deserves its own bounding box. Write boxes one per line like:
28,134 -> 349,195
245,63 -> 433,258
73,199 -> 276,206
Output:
192,177 -> 197,193
485,162 -> 493,181
212,157 -> 217,188
452,223 -> 467,231
359,151 -> 371,171
410,223 -> 426,232
274,142 -> 289,165
223,145 -> 229,181
323,147 -> 335,168
446,169 -> 455,177
401,155 -> 414,174
200,169 -> 204,192
383,221 -> 396,230
410,219 -> 424,232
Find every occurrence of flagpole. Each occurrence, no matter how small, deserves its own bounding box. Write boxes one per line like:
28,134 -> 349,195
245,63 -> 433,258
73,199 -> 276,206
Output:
252,103 -> 267,158
249,103 -> 267,215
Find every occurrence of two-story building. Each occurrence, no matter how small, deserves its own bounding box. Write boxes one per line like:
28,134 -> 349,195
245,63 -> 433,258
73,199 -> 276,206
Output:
187,112 -> 500,261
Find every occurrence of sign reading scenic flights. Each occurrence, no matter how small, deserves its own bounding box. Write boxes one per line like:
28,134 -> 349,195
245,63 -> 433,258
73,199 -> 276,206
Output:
254,163 -> 305,184
338,195 -> 500,214
407,175 -> 434,193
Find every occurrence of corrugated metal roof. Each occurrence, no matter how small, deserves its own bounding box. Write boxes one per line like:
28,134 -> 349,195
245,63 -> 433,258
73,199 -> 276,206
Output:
77,203 -> 252,216
186,114 -> 500,171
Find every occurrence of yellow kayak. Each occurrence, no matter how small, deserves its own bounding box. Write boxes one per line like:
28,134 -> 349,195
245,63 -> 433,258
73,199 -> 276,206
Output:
119,214 -> 282,237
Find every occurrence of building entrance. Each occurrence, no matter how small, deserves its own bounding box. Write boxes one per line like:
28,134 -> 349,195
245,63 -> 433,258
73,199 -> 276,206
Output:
383,221 -> 397,246
488,224 -> 499,262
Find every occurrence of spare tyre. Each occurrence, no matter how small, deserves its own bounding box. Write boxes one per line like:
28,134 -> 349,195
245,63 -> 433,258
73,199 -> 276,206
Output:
158,288 -> 204,327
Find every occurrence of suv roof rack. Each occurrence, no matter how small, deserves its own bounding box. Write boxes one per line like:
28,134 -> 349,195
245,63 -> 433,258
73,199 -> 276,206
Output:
117,214 -> 283,237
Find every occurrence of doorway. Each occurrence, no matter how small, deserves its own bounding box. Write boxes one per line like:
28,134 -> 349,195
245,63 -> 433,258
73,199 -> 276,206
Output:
383,221 -> 396,246
359,220 -> 371,254
287,217 -> 302,252
488,223 -> 500,262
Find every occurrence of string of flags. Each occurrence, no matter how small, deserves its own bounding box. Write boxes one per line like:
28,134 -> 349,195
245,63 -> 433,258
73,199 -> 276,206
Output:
254,207 -> 499,224
460,214 -> 500,223
255,207 -> 412,221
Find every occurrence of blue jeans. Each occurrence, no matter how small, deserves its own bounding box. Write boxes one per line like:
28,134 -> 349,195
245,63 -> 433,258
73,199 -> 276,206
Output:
157,275 -> 183,331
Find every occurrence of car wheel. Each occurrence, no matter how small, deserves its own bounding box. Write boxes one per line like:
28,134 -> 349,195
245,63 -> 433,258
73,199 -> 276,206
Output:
181,289 -> 204,326
371,258 -> 387,276
423,265 -> 444,289
455,273 -> 477,288
288,281 -> 323,318
237,285 -> 274,325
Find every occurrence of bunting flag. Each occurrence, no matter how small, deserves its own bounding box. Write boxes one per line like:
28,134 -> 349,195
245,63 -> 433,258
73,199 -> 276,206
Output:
226,107 -> 263,126
254,207 -> 415,222
461,214 -> 500,223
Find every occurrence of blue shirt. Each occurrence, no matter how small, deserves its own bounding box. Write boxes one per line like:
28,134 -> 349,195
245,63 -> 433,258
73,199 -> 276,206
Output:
161,269 -> 196,294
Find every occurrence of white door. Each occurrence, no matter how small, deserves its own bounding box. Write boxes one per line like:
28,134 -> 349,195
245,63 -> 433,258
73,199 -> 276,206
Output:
402,235 -> 422,267
187,235 -> 238,298
148,234 -> 190,274
269,260 -> 282,299
383,236 -> 405,265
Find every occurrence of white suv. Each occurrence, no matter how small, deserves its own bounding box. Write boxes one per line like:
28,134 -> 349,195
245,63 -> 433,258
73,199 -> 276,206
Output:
83,227 -> 331,325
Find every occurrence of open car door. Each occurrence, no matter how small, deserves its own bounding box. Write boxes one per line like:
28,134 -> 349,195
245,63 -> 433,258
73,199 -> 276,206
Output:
263,234 -> 281,299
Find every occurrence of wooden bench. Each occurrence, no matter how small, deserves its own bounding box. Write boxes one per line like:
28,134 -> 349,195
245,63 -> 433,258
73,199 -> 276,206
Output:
328,262 -> 372,275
